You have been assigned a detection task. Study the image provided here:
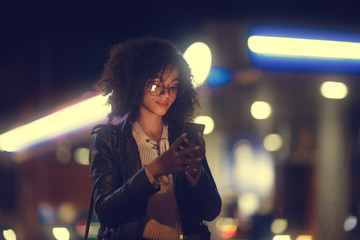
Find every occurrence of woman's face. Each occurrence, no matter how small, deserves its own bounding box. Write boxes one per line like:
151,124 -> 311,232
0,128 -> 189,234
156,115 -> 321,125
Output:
140,67 -> 179,118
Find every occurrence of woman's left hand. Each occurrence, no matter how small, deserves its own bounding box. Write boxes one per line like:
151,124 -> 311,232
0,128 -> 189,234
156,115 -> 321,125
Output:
176,132 -> 206,178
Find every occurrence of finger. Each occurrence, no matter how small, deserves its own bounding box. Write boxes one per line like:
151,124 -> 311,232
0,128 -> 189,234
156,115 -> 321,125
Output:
187,158 -> 202,168
177,157 -> 191,168
177,145 -> 200,159
171,133 -> 187,150
197,133 -> 206,160
198,132 -> 205,151
183,137 -> 198,148
185,166 -> 201,175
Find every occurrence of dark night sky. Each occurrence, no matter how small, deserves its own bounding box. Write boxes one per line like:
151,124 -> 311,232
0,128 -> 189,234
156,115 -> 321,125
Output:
1,1 -> 359,131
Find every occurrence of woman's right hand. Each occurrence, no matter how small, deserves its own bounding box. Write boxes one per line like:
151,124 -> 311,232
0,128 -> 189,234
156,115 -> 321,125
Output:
146,133 -> 191,177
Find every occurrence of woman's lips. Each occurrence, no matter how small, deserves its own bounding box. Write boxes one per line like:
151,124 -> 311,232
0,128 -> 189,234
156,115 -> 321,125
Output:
156,101 -> 168,108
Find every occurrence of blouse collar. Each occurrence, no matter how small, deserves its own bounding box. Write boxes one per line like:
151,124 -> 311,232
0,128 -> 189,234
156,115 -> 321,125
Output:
132,121 -> 168,143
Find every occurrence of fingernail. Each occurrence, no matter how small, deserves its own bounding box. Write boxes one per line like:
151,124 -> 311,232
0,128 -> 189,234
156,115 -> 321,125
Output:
182,133 -> 187,137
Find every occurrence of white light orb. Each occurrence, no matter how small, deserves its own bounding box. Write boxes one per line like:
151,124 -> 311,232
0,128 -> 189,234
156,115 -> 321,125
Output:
74,148 -> 90,165
3,229 -> 16,240
52,228 -> 70,240
183,42 -> 212,87
320,81 -> 348,99
251,101 -> 272,119
194,115 -> 215,135
263,134 -> 283,151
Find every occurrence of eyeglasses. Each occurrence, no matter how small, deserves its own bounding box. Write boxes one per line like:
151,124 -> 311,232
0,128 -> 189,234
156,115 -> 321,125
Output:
146,81 -> 178,98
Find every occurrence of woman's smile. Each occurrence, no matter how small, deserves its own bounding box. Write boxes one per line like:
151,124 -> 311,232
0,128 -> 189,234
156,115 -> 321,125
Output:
156,101 -> 169,108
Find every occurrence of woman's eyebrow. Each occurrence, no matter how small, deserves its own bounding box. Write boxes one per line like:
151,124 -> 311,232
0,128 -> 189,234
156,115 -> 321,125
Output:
162,78 -> 179,85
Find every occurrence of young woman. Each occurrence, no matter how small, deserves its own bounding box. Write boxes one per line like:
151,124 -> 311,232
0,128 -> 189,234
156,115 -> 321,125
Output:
89,37 -> 221,239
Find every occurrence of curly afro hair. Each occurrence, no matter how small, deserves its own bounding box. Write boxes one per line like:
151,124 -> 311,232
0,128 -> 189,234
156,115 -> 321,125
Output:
96,37 -> 199,125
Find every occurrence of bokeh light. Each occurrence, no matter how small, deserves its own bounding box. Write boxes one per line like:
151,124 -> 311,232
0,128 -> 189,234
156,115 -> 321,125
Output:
57,202 -> 77,224
320,81 -> 348,99
38,202 -> 56,224
237,192 -> 261,217
273,235 -> 291,240
74,148 -> 90,165
3,229 -> 16,240
52,228 -> 70,240
0,94 -> 110,152
248,35 -> 360,59
343,215 -> 358,231
216,217 -> 238,239
251,101 -> 272,119
194,115 -> 215,135
296,236 -> 312,240
264,134 -> 283,151
183,42 -> 212,87
271,218 -> 288,234
56,144 -> 71,164
206,67 -> 231,87
233,140 -> 275,198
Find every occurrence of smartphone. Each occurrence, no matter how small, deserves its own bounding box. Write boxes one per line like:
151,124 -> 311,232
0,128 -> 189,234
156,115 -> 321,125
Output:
181,123 -> 205,146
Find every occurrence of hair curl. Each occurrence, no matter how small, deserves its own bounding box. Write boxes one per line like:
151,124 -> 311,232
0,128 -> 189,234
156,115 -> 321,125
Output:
96,37 -> 199,125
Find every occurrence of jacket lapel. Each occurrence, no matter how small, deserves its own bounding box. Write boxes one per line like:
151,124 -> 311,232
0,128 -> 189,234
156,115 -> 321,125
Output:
119,118 -> 142,179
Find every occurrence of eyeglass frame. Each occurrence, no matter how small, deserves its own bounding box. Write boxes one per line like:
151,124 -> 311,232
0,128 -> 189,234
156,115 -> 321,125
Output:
145,79 -> 179,99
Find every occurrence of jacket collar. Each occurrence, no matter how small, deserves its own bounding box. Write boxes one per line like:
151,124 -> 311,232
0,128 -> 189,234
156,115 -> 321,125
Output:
118,117 -> 133,137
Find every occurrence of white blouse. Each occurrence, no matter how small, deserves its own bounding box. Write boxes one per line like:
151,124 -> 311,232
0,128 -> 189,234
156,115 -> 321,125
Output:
132,121 -> 182,239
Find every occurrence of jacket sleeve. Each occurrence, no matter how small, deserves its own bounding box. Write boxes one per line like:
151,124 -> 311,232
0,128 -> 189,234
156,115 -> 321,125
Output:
190,157 -> 222,221
89,127 -> 159,228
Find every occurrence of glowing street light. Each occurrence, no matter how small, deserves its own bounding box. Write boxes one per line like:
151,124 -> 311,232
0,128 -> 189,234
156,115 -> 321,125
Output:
194,115 -> 215,135
250,101 -> 272,120
3,229 -> 16,240
52,228 -> 70,240
0,94 -> 110,152
248,35 -> 360,59
183,42 -> 212,87
264,134 -> 283,151
320,81 -> 348,99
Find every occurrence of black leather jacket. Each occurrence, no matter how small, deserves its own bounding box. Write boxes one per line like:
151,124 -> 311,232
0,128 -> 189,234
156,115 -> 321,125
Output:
89,118 -> 222,239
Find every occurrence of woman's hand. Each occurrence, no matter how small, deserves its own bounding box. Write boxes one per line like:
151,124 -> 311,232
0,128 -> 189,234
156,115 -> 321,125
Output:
146,133 -> 191,177
183,132 -> 206,178
146,133 -> 206,178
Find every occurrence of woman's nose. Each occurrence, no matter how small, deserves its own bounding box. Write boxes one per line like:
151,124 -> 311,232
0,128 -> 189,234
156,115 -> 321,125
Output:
160,88 -> 171,97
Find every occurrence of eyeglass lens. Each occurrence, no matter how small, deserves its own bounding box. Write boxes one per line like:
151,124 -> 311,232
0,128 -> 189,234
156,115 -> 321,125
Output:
148,83 -> 177,97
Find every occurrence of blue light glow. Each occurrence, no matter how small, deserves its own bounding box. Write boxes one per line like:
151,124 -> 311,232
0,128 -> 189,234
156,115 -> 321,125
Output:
206,67 -> 232,87
248,24 -> 360,74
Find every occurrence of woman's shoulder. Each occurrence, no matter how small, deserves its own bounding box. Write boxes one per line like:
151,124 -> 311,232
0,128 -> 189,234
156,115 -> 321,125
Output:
91,118 -> 130,137
91,123 -> 120,136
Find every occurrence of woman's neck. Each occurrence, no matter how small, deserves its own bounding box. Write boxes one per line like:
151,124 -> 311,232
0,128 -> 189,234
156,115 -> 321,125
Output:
136,115 -> 163,142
